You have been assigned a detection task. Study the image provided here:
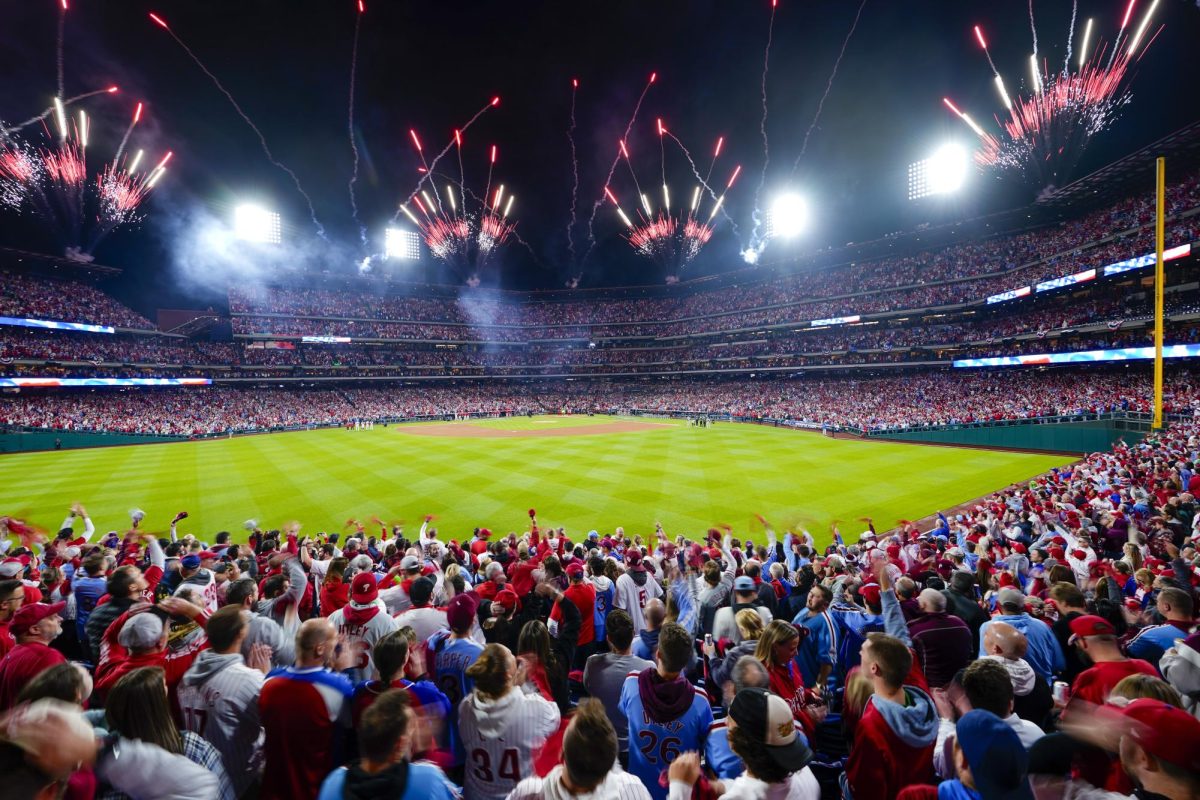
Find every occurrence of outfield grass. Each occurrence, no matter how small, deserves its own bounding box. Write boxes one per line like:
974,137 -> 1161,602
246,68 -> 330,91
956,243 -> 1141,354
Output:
0,416 -> 1070,544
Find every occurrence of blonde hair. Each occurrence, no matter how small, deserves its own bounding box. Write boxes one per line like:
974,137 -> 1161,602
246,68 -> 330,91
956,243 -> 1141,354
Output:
754,620 -> 799,667
735,608 -> 765,641
1110,674 -> 1183,706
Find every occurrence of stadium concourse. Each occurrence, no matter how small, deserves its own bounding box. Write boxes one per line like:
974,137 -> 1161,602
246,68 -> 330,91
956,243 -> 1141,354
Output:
3,170 -> 1200,800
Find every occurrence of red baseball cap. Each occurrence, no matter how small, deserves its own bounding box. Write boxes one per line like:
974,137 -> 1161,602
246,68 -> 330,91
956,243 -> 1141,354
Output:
859,583 -> 881,606
566,562 -> 584,578
350,572 -> 378,604
493,589 -> 520,612
198,550 -> 219,561
1067,614 -> 1115,644
11,601 -> 66,636
1115,699 -> 1200,771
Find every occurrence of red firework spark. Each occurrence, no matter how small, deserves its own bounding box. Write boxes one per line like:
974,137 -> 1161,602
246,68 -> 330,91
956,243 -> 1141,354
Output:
42,142 -> 86,186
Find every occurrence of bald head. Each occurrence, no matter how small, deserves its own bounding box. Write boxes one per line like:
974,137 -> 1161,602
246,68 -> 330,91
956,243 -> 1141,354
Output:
917,588 -> 947,613
296,618 -> 337,667
643,599 -> 666,631
984,621 -> 1027,659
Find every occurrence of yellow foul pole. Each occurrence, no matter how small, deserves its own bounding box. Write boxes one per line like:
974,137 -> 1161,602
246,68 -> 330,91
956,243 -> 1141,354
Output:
1153,157 -> 1165,430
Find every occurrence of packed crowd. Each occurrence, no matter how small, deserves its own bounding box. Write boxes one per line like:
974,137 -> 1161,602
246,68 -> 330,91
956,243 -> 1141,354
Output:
3,412 -> 1200,799
2,367 -> 1199,436
228,171 -> 1200,342
8,282 -> 1200,382
0,273 -> 153,330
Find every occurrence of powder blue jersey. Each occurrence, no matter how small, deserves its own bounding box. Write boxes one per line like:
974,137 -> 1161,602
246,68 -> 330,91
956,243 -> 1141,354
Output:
593,580 -> 615,641
618,673 -> 713,800
428,631 -> 483,765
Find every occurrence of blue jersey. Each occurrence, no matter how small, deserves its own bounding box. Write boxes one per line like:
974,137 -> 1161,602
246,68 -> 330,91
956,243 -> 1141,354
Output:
593,579 -> 615,641
428,631 -> 483,765
792,608 -> 838,689
1127,622 -> 1192,671
619,673 -> 713,800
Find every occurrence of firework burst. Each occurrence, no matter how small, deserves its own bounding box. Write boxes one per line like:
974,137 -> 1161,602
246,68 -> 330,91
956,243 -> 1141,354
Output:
398,141 -> 518,283
945,3 -> 1160,189
0,103 -> 170,255
607,123 -> 737,280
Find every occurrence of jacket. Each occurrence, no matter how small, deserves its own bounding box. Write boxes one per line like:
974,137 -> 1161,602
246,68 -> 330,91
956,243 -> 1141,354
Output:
844,686 -> 939,800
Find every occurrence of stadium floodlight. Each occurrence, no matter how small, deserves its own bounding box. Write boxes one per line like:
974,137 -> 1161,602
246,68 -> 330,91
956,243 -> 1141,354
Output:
385,227 -> 421,260
908,143 -> 969,200
233,204 -> 282,244
766,193 -> 808,239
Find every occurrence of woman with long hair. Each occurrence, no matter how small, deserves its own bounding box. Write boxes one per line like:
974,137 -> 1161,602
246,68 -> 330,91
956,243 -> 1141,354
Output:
458,643 -> 560,800
102,666 -> 235,800
516,619 -> 568,711
755,620 -> 821,739
320,557 -> 350,617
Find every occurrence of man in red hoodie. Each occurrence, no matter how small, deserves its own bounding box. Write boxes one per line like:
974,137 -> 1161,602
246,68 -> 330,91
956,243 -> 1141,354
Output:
843,632 -> 939,800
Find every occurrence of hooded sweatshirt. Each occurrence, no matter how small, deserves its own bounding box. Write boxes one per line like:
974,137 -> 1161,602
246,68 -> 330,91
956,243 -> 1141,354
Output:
316,761 -> 458,800
845,686 -> 939,800
633,628 -> 661,661
619,668 -> 714,800
177,650 -> 265,798
507,763 -> 652,800
457,688 -> 561,800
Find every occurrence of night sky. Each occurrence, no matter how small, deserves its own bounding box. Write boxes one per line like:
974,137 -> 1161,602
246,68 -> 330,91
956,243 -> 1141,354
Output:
2,1 -> 1199,312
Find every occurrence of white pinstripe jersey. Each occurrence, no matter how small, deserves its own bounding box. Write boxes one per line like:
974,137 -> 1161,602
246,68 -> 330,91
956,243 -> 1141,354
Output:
458,689 -> 561,800
177,655 -> 265,798
505,764 -> 653,799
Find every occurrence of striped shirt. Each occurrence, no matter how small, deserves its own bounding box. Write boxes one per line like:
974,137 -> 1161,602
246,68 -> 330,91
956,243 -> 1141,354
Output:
507,764 -> 653,799
178,652 -> 265,798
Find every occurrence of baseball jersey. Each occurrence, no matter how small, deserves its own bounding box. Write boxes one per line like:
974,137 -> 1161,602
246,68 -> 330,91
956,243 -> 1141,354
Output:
327,604 -> 399,683
619,672 -> 713,800
393,605 -> 449,645
615,573 -> 663,634
457,688 -> 561,800
508,764 -> 652,800
428,631 -> 484,764
177,651 -> 265,799
258,666 -> 353,800
591,575 -> 615,641
792,607 -> 838,688
552,582 -> 596,646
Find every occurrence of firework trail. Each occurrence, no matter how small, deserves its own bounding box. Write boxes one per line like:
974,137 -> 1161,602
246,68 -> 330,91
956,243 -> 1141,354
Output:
565,78 -> 579,267
148,11 -> 327,238
56,0 -> 67,99
790,0 -> 867,173
0,87 -> 118,141
1029,0 -> 1039,56
663,130 -> 740,237
347,0 -> 366,244
749,0 -> 778,234
580,71 -> 656,265
114,101 -> 142,162
391,96 -> 499,221
1064,0 -> 1078,74
1109,0 -> 1137,68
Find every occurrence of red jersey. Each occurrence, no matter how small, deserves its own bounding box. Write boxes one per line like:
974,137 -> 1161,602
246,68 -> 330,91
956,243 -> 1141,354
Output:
552,582 -> 596,646
259,667 -> 354,800
0,622 -> 13,659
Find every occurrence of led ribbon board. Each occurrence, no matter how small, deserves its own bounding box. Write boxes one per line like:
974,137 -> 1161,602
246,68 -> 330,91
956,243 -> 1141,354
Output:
0,317 -> 115,334
953,343 -> 1200,368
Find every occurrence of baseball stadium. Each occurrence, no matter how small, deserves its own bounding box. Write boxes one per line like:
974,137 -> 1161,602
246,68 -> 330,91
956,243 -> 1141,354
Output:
0,2 -> 1199,799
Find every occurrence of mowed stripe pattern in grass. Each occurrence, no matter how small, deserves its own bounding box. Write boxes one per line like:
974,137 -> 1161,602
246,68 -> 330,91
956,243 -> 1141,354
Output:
0,417 -> 1070,544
